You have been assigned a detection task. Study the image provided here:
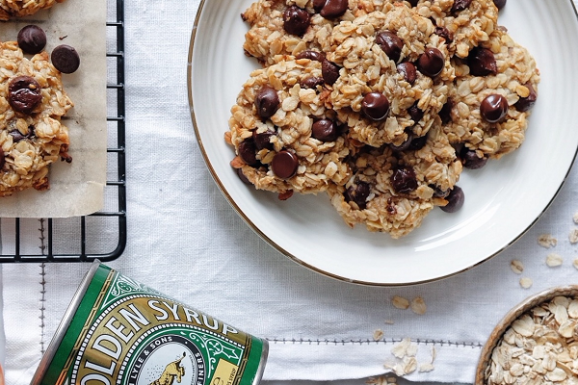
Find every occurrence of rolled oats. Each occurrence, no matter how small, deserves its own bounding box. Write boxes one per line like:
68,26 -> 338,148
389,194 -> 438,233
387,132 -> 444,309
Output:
519,277 -> 533,290
569,229 -> 578,244
373,328 -> 384,341
546,253 -> 563,268
391,295 -> 410,310
510,260 -> 524,275
410,296 -> 427,315
484,295 -> 578,385
538,234 -> 557,248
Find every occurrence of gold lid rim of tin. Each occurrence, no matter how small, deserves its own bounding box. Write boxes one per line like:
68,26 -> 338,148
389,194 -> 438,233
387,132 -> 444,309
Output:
29,261 -> 101,385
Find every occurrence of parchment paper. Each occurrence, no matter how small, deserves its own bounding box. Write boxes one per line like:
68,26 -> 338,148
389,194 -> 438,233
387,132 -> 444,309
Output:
0,0 -> 107,218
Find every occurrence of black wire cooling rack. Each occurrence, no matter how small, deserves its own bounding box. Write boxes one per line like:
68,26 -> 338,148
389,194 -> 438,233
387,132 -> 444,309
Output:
0,0 -> 127,263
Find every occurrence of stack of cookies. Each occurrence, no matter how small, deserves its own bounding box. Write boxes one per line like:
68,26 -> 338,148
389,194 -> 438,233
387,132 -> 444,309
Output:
226,0 -> 539,238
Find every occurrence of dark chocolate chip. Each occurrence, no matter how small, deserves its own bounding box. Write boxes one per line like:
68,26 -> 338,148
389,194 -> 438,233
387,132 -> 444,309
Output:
460,148 -> 488,169
417,47 -> 445,78
431,185 -> 450,198
253,129 -> 275,150
514,82 -> 537,112
321,59 -> 340,85
480,94 -> 509,123
407,134 -> 428,151
271,150 -> 299,179
51,44 -> 80,74
283,5 -> 311,36
361,92 -> 390,121
493,0 -> 506,10
8,76 -> 42,114
295,50 -> 325,62
408,102 -> 424,123
467,47 -> 497,77
397,62 -> 417,84
434,26 -> 453,44
238,139 -> 259,167
440,185 -> 465,213
17,25 -> 46,55
9,125 -> 34,142
439,99 -> 453,125
391,167 -> 418,194
300,76 -> 325,89
375,31 -> 404,63
313,0 -> 349,18
236,168 -> 252,184
344,181 -> 370,209
451,0 -> 472,13
406,0 -> 419,6
312,119 -> 339,142
254,86 -> 279,120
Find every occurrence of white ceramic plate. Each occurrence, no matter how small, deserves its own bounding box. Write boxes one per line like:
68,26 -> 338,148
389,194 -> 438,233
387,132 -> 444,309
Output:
188,0 -> 578,286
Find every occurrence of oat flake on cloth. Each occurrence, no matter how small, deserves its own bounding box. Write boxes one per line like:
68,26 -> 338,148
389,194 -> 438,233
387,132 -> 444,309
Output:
3,0 -> 578,384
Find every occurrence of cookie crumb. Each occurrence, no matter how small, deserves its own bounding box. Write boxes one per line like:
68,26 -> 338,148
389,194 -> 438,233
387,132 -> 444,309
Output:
537,234 -> 557,248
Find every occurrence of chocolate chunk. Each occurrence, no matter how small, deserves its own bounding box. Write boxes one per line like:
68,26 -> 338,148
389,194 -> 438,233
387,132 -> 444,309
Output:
10,125 -> 35,142
300,76 -> 325,89
312,119 -> 339,142
493,0 -> 506,10
313,0 -> 348,18
344,181 -> 370,209
460,148 -> 487,169
514,82 -> 537,112
451,0 -> 472,13
434,26 -> 453,44
296,50 -> 325,62
397,62 -> 417,84
439,99 -> 453,125
480,94 -> 508,123
391,167 -> 418,194
51,44 -> 80,74
408,102 -> 424,123
406,0 -> 419,6
236,168 -> 252,184
321,59 -> 340,85
8,76 -> 42,114
407,134 -> 428,151
468,47 -> 497,77
283,6 -> 310,36
417,47 -> 444,78
238,139 -> 259,167
375,31 -> 403,63
271,150 -> 298,179
17,25 -> 46,55
253,129 -> 275,150
254,86 -> 279,120
361,92 -> 390,121
440,186 -> 465,213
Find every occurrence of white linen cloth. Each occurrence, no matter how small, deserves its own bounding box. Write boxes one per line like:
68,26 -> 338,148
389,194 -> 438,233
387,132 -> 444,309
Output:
3,0 -> 578,384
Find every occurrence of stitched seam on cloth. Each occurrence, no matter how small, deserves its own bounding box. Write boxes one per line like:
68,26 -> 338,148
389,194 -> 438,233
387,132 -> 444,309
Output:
267,338 -> 483,348
39,218 -> 47,354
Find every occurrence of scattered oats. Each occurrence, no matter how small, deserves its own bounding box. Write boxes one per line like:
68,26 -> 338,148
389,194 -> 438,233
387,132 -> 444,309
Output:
573,258 -> 578,270
519,277 -> 533,289
373,329 -> 384,341
538,234 -> 557,248
546,253 -> 563,267
510,260 -> 524,274
392,295 -> 410,310
418,363 -> 435,373
410,296 -> 427,315
406,342 -> 418,357
431,346 -> 437,363
570,228 -> 578,244
574,211 -> 578,224
384,319 -> 395,325
401,356 -> 417,375
391,338 -> 412,358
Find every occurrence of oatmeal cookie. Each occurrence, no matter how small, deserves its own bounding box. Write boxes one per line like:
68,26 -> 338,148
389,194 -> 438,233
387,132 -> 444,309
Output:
443,29 -> 539,159
326,5 -> 454,147
413,0 -> 499,58
0,0 -> 66,20
228,56 -> 351,196
242,0 -> 363,66
328,124 -> 462,238
0,41 -> 73,196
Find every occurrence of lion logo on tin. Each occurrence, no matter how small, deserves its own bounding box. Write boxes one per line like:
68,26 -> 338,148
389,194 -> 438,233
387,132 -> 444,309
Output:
149,352 -> 186,385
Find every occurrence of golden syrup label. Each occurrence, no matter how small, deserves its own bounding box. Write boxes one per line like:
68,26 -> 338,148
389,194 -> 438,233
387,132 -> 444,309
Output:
44,264 -> 266,385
